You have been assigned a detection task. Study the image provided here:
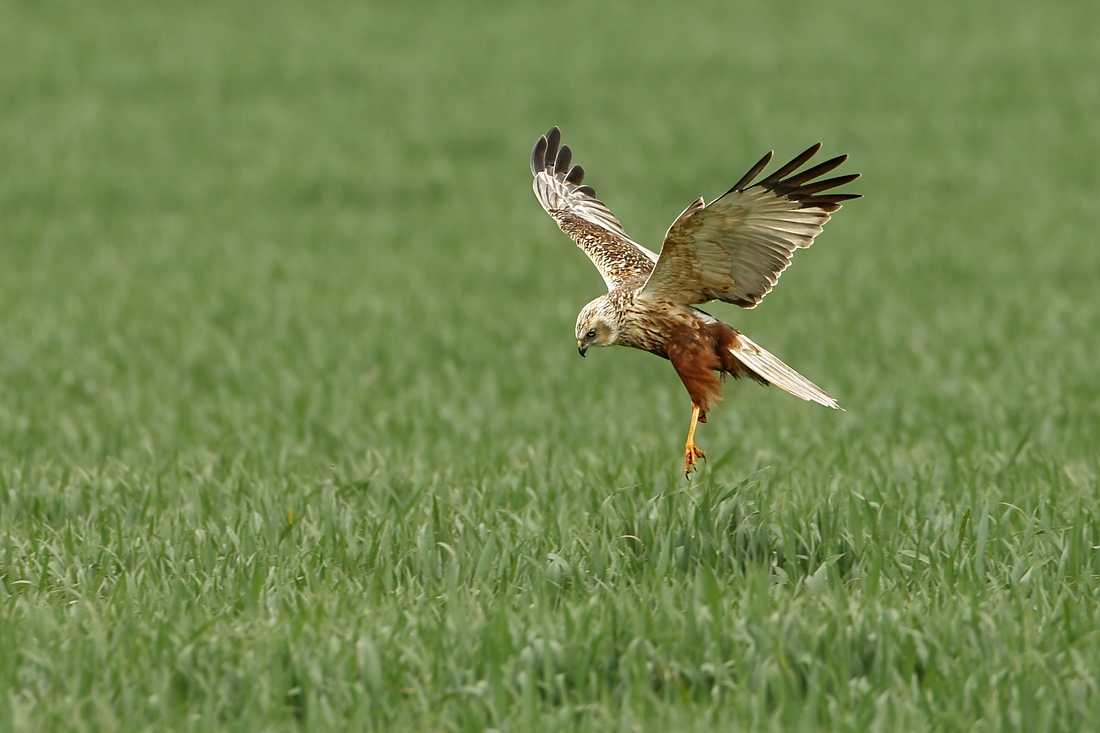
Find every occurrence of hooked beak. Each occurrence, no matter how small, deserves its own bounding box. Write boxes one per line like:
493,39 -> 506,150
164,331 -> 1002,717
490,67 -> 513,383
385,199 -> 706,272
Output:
577,340 -> 587,357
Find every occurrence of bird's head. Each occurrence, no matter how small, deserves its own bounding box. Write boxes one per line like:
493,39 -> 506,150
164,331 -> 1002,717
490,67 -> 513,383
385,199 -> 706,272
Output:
575,296 -> 620,357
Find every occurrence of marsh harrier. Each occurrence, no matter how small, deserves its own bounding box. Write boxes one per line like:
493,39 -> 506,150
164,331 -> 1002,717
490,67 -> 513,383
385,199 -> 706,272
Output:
531,127 -> 859,476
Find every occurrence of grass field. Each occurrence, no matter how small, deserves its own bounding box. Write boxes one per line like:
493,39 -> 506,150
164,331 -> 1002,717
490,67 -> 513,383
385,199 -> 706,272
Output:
2,0 -> 1100,730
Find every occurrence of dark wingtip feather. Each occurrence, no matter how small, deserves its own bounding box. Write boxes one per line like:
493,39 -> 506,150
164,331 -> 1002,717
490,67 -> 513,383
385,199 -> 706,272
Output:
776,154 -> 848,190
795,173 -> 861,195
544,127 -> 561,170
531,135 -> 548,176
565,164 -> 585,185
727,150 -> 773,194
762,143 -> 822,185
554,144 -> 572,175
799,193 -> 862,210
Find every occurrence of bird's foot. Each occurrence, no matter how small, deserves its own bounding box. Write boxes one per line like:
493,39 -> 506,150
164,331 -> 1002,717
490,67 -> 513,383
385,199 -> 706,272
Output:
684,441 -> 706,478
697,412 -> 707,423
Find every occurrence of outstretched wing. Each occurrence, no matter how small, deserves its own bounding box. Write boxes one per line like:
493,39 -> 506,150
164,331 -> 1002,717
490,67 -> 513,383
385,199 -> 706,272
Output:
532,127 -> 658,291
639,144 -> 860,308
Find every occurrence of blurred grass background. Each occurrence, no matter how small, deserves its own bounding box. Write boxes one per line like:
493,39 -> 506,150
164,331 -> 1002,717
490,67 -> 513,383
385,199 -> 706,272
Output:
1,0 -> 1099,730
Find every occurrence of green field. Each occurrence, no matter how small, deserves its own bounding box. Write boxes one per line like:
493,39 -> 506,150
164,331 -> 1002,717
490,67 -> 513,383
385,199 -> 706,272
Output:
2,1 -> 1100,730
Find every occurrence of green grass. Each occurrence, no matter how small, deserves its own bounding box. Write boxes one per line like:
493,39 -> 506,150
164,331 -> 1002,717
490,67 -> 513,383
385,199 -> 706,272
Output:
2,0 -> 1100,730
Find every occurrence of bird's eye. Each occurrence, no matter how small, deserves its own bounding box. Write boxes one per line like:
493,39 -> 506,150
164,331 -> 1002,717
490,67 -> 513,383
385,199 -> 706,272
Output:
586,329 -> 596,339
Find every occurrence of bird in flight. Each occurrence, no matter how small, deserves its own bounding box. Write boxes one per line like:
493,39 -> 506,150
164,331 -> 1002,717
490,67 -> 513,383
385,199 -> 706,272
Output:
531,127 -> 859,477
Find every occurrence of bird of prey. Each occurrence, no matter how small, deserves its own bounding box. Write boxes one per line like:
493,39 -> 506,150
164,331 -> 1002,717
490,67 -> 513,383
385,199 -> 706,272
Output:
531,127 -> 859,476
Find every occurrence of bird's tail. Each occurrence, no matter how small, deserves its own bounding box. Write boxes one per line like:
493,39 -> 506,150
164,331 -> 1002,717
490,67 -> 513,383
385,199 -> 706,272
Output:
730,333 -> 841,410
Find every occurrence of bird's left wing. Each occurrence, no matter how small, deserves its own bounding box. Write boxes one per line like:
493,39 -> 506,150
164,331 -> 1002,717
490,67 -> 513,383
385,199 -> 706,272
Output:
532,127 -> 658,291
639,144 -> 860,308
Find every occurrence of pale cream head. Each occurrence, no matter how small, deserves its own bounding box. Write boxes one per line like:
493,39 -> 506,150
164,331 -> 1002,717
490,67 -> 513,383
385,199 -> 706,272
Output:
575,295 -> 622,356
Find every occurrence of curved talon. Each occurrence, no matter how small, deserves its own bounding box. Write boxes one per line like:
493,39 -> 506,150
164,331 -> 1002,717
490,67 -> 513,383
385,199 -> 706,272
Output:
684,445 -> 705,477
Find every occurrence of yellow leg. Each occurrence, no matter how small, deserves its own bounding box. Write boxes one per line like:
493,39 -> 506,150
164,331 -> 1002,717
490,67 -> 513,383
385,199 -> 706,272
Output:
684,404 -> 706,477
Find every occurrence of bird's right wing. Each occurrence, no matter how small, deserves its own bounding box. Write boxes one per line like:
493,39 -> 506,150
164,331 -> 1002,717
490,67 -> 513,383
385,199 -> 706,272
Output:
532,127 -> 658,291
